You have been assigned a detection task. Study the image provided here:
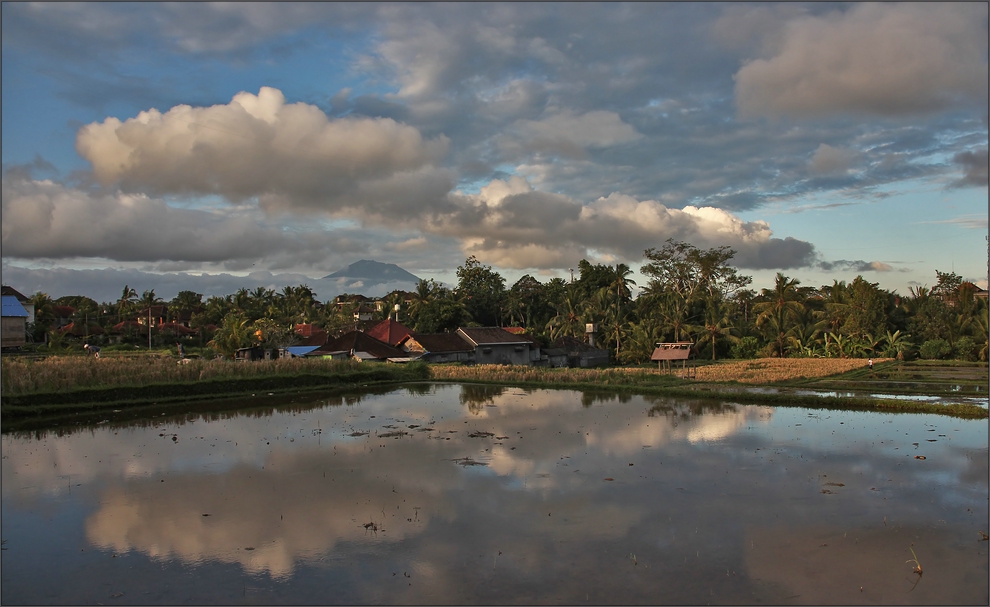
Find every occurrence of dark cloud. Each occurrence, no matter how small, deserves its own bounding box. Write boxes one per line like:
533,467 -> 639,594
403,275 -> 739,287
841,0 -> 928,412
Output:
951,149 -> 989,188
818,260 -> 898,273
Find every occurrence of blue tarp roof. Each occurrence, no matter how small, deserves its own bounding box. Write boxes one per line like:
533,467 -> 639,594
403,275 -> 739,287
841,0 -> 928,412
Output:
285,345 -> 321,357
1,296 -> 29,317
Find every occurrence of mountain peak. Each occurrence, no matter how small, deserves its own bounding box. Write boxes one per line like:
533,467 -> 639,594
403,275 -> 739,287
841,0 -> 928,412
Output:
323,260 -> 421,284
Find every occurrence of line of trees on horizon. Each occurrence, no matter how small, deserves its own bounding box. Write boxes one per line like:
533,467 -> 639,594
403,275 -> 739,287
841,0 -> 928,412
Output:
15,240 -> 989,362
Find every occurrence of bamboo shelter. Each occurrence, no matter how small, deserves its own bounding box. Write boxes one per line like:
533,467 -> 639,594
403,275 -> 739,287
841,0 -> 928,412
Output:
651,342 -> 695,377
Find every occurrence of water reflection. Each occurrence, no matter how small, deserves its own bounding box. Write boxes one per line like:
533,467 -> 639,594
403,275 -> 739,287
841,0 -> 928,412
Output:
2,384 -> 987,604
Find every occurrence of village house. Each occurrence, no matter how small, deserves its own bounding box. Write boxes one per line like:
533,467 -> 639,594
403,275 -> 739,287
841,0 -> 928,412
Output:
1,295 -> 30,349
399,332 -> 474,363
552,336 -> 610,368
312,330 -> 405,362
456,327 -> 537,366
1,286 -> 34,324
366,318 -> 414,347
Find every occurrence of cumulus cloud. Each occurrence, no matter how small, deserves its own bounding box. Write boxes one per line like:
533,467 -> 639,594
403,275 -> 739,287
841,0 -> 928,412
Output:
424,176 -> 818,270
75,87 -> 451,218
0,175 -> 340,267
734,3 -> 989,118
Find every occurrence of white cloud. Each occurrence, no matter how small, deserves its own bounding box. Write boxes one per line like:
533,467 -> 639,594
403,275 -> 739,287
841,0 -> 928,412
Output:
75,87 -> 451,217
426,177 -> 818,270
734,3 -> 989,118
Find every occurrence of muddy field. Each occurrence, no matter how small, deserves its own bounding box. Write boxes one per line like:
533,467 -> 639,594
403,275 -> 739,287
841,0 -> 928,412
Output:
2,383 -> 987,604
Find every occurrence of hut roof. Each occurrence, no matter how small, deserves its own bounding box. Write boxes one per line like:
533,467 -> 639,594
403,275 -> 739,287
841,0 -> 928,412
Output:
1,296 -> 29,317
650,342 -> 693,361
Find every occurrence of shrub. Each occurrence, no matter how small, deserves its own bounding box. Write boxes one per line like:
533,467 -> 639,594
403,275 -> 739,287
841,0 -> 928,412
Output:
731,336 -> 761,359
919,339 -> 952,360
952,336 -> 979,362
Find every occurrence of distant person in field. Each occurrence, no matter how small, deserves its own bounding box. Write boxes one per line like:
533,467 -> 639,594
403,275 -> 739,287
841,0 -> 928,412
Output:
83,344 -> 101,359
177,342 -> 185,358
868,358 -> 873,371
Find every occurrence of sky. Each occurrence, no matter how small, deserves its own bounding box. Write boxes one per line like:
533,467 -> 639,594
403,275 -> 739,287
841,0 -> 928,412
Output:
2,2 -> 987,303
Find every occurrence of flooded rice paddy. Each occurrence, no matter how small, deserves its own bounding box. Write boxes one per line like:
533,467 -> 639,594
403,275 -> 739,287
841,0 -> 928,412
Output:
2,383 -> 987,605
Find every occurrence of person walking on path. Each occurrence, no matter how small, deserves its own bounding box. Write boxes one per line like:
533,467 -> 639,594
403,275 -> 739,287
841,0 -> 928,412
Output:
868,358 -> 873,372
83,343 -> 101,359
177,342 -> 185,358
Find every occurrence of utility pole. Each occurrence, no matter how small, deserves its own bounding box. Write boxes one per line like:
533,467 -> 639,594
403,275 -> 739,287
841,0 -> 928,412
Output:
148,306 -> 152,350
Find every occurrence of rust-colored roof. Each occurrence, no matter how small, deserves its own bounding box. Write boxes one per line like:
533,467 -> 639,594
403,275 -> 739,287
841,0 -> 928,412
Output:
457,327 -> 530,347
650,343 -> 693,361
56,321 -> 105,336
110,320 -> 145,333
158,322 -> 198,335
502,326 -> 527,334
403,332 -> 473,353
53,305 -> 76,318
295,331 -> 328,347
294,323 -> 321,337
316,331 -> 404,359
366,319 -> 413,346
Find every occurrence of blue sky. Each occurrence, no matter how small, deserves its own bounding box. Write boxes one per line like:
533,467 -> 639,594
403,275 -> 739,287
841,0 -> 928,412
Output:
2,2 -> 987,303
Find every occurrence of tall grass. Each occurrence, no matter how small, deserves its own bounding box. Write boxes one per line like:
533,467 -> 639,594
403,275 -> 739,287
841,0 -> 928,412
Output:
430,364 -> 674,386
692,358 -> 892,384
1,356 -> 368,396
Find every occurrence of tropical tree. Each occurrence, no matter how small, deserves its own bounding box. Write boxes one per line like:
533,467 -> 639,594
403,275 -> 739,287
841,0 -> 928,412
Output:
456,256 -> 506,327
687,297 -> 738,360
207,313 -> 254,358
116,285 -> 138,321
546,294 -> 586,341
752,273 -> 804,357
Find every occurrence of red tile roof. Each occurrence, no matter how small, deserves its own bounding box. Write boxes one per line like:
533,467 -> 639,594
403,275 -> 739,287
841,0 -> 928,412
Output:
316,331 -> 404,359
366,319 -> 414,346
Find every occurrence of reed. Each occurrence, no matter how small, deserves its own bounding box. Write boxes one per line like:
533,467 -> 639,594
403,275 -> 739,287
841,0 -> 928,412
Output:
1,356 -> 368,396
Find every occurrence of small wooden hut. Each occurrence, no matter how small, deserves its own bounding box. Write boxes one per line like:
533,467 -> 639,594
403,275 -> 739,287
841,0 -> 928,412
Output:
651,342 -> 694,376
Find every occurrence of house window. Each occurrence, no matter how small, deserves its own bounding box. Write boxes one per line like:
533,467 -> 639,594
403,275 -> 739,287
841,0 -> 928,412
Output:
482,347 -> 492,354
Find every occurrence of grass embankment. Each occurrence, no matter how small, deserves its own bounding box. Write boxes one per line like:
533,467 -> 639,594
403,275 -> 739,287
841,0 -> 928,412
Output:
1,356 -> 429,418
430,360 -> 988,419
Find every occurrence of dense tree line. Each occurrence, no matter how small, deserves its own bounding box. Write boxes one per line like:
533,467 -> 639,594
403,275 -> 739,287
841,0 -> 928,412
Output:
19,243 -> 989,362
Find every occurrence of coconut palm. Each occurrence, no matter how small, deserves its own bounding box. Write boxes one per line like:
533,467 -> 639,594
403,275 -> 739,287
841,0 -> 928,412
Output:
685,297 -> 737,360
116,285 -> 138,321
207,313 -> 254,358
753,273 -> 804,357
545,294 -> 585,341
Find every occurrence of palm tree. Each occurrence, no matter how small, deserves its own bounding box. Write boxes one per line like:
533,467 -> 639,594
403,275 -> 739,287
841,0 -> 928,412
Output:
207,313 -> 253,358
657,290 -> 692,343
116,285 -> 138,321
753,273 -> 804,357
687,298 -> 737,360
545,294 -> 585,341
609,264 -> 636,356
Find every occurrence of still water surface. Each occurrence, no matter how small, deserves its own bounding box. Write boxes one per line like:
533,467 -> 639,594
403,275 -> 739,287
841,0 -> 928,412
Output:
2,384 -> 987,604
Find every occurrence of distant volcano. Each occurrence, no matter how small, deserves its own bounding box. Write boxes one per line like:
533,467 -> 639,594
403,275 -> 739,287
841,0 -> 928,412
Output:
322,260 -> 421,283
317,260 -> 422,297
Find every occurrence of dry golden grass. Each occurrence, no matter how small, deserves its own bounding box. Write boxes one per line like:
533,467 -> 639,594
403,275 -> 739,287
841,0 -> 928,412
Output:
692,357 -> 892,384
432,358 -> 889,386
1,355 -> 366,396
